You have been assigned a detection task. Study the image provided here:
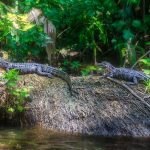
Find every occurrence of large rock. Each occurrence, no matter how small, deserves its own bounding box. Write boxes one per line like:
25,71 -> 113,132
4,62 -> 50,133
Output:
19,75 -> 150,137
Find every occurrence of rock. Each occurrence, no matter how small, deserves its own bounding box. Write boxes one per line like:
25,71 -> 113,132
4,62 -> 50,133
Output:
1,74 -> 150,136
20,75 -> 150,137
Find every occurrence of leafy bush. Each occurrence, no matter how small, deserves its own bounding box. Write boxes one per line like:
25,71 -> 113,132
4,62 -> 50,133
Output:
61,59 -> 81,74
81,65 -> 99,76
3,69 -> 31,113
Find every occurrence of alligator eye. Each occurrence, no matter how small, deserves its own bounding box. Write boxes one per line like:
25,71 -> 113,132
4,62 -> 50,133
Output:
103,68 -> 108,73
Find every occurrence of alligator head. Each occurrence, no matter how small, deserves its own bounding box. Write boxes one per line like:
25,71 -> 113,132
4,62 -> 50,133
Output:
0,57 -> 9,69
96,61 -> 115,72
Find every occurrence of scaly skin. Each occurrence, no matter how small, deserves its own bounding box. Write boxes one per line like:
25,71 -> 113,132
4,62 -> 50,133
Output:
0,57 -> 72,91
97,61 -> 150,84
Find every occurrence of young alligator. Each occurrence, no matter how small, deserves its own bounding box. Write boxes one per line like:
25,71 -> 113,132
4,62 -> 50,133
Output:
0,57 -> 72,91
96,61 -> 150,84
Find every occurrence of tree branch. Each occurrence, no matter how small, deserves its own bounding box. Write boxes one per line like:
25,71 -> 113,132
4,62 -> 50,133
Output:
107,77 -> 150,110
131,50 -> 150,69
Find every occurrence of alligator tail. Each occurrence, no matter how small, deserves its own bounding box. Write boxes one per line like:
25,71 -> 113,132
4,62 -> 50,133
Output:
51,68 -> 72,91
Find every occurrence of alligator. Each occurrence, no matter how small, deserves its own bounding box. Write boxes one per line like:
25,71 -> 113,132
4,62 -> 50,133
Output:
96,61 -> 150,84
0,57 -> 72,92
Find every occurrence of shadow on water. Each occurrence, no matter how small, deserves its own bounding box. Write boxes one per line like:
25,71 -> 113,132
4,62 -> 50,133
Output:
0,127 -> 150,150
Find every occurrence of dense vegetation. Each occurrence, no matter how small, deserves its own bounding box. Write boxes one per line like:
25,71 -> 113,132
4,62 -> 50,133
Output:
0,0 -> 149,74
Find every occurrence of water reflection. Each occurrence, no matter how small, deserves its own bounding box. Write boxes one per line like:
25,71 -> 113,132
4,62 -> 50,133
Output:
0,127 -> 149,150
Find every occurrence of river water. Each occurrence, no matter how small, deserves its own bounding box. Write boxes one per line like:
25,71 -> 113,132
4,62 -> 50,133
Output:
0,127 -> 149,150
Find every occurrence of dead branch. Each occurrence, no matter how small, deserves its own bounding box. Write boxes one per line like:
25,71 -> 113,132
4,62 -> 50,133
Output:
107,77 -> 150,110
131,50 -> 150,69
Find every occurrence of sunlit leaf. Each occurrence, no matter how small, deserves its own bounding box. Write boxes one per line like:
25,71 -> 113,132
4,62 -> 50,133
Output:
123,29 -> 134,40
7,107 -> 15,113
139,58 -> 150,66
143,69 -> 150,75
132,20 -> 141,28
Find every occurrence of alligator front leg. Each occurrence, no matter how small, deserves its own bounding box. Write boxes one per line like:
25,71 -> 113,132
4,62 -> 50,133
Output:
103,72 -> 114,78
37,67 -> 53,78
6,67 -> 10,72
100,72 -> 113,81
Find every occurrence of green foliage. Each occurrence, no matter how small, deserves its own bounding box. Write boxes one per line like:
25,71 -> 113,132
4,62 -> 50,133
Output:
3,69 -> 31,113
5,26 -> 48,61
0,3 -> 12,40
62,59 -> 81,74
62,59 -> 101,76
140,58 -> 150,67
71,61 -> 81,70
123,30 -> 134,41
81,65 -> 99,76
132,20 -> 141,28
139,57 -> 150,92
139,57 -> 150,76
0,1 -> 49,61
145,80 -> 150,93
0,0 -> 150,71
143,70 -> 150,75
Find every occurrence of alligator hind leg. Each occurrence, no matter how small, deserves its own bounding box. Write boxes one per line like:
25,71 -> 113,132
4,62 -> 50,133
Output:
126,77 -> 138,85
37,67 -> 53,78
126,81 -> 136,85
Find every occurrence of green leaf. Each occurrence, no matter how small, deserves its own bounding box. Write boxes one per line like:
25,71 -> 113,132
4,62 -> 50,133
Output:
7,107 -> 15,113
81,69 -> 90,76
128,0 -> 140,4
139,58 -> 150,66
143,69 -> 150,75
88,66 -> 97,71
111,38 -> 117,44
123,29 -> 134,40
7,82 -> 17,87
71,61 -> 81,69
145,42 -> 150,45
17,105 -> 24,112
112,20 -> 126,31
145,80 -> 150,92
12,91 -> 20,97
63,59 -> 70,66
132,20 -> 141,28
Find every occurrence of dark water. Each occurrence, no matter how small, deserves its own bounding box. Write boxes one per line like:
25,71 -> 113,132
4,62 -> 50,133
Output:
0,128 -> 149,150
